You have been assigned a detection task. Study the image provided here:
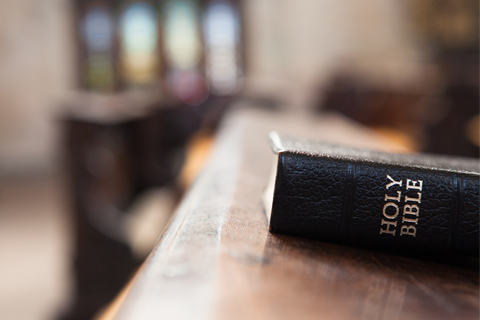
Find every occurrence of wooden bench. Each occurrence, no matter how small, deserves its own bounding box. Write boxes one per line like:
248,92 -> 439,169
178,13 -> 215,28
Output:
101,108 -> 479,320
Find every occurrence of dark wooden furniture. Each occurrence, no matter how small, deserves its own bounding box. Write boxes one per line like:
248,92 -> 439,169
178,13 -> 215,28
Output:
104,108 -> 479,320
61,97 -> 200,320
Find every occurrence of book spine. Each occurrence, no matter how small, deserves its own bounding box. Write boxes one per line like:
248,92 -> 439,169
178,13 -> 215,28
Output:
270,152 -> 479,256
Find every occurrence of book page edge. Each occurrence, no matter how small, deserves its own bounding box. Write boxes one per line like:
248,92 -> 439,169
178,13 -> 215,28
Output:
262,154 -> 279,224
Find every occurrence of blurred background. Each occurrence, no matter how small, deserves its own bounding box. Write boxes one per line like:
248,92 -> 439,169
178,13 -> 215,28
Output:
0,0 -> 478,319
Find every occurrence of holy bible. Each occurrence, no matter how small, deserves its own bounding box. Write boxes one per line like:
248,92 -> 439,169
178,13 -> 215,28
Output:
265,132 -> 480,256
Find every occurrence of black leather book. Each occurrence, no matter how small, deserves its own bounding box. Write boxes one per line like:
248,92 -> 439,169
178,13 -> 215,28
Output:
265,132 -> 480,256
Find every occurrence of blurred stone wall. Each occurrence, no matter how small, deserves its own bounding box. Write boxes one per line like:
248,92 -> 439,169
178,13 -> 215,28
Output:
244,0 -> 423,109
0,0 -> 74,176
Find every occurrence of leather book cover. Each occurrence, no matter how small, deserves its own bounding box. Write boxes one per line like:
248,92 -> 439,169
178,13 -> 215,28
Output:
266,132 -> 480,256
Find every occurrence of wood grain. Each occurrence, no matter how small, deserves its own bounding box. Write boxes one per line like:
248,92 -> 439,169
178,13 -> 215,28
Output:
111,108 -> 479,320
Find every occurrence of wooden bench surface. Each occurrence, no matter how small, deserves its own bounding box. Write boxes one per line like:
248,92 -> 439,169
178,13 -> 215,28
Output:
107,108 -> 479,320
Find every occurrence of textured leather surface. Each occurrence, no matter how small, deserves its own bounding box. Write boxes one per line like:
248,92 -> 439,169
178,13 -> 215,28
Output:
270,131 -> 480,174
270,136 -> 480,256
